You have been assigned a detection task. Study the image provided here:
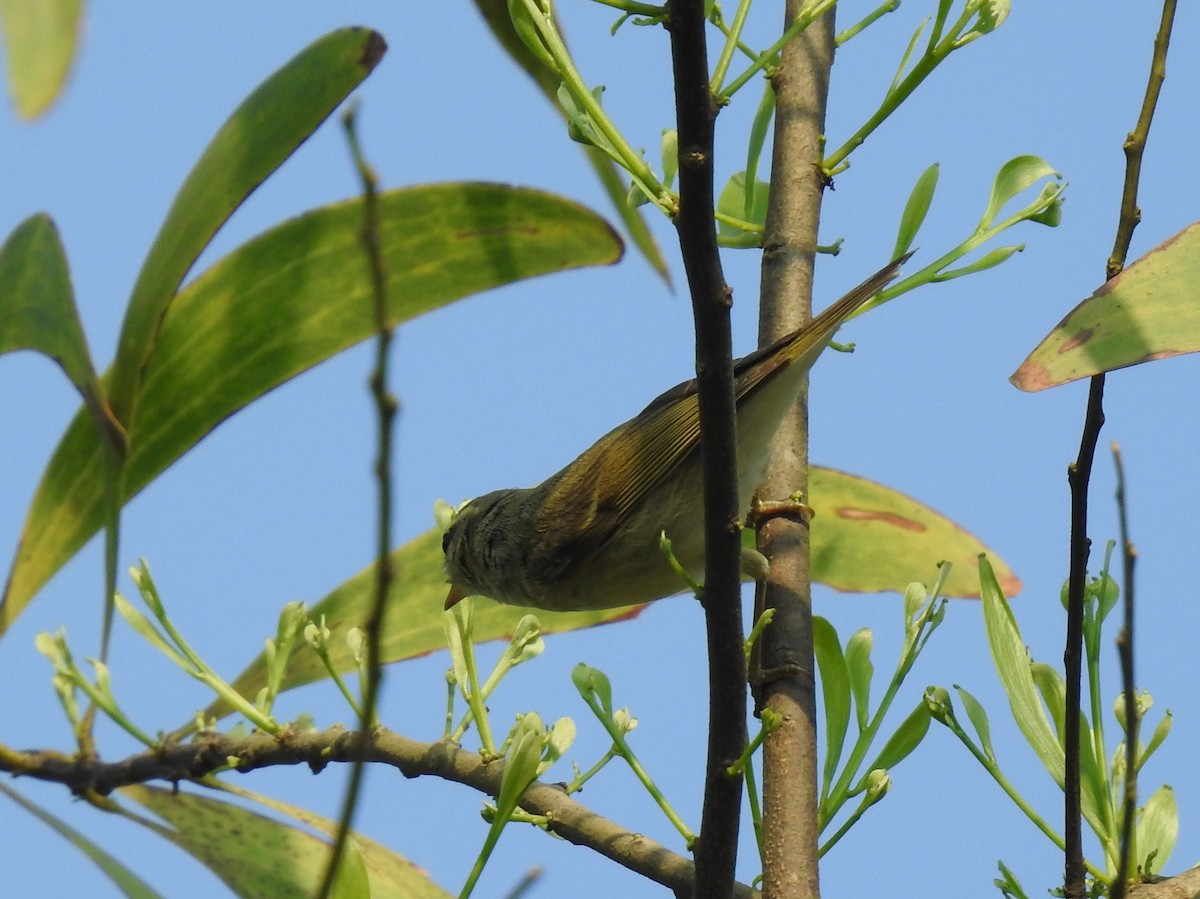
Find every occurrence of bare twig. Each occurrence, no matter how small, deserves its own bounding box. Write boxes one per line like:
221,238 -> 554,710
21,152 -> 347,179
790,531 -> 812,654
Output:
1100,4 -> 1176,895
1112,442 -> 1139,899
316,102 -> 396,899
665,1 -> 747,895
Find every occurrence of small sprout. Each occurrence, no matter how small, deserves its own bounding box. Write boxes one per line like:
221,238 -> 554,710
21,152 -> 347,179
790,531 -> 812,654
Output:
865,769 -> 891,803
346,627 -> 365,665
1113,689 -> 1151,732
924,686 -> 955,725
614,708 -> 638,735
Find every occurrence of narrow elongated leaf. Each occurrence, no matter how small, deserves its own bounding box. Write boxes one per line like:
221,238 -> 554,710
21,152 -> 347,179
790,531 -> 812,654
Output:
813,615 -> 851,796
1,184 -> 623,634
844,628 -> 873,730
0,213 -> 122,449
809,467 -> 1021,598
0,0 -> 81,118
108,27 -> 386,424
953,685 -> 995,761
0,783 -> 162,898
979,556 -> 1063,786
199,528 -> 642,725
868,701 -> 931,772
1012,221 -> 1200,391
119,784 -> 451,899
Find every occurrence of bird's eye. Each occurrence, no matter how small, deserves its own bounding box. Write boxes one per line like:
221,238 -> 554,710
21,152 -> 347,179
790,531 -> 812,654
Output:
441,529 -> 452,555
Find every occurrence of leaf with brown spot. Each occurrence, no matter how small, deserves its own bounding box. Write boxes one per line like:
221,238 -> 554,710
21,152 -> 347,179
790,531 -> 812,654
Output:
807,467 -> 1020,599
1012,221 -> 1200,391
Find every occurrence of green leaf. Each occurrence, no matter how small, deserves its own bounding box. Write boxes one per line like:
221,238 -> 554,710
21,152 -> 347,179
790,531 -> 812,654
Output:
1,184 -> 622,635
0,782 -> 163,898
809,467 -> 1021,599
813,615 -> 851,795
934,244 -> 1021,281
0,0 -> 81,119
472,0 -> 669,281
0,213 -> 123,451
844,628 -> 873,730
893,163 -> 938,258
716,171 -> 769,243
1011,221 -> 1200,391
979,155 -> 1059,230
108,28 -> 386,425
979,556 -> 1063,785
120,782 -> 453,898
953,685 -> 995,761
196,530 -> 640,725
1137,785 -> 1177,876
1030,661 -> 1066,741
868,700 -> 931,771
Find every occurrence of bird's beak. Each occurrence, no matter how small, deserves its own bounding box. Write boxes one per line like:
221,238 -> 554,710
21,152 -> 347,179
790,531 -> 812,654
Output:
444,584 -> 467,610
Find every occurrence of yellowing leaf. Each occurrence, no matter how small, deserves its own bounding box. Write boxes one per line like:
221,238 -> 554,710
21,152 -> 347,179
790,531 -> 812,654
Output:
1012,221 -> 1200,391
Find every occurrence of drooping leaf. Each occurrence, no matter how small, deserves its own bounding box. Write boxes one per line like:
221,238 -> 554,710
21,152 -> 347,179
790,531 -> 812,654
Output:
808,466 -> 1021,598
471,0 -> 669,280
0,783 -> 163,898
1012,221 -> 1200,391
108,27 -> 386,426
0,0 -> 82,119
119,783 -> 451,899
0,213 -> 122,451
1,184 -> 623,634
199,528 -> 643,725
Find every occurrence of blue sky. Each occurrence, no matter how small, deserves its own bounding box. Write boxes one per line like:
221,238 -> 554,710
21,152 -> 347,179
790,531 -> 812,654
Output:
2,3 -> 1199,897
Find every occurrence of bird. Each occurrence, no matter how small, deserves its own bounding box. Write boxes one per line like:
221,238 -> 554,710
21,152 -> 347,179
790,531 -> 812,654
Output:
442,256 -> 907,612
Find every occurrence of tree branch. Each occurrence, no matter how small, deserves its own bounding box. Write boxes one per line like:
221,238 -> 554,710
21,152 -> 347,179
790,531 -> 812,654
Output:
666,1 -> 747,896
753,3 -> 836,898
0,730 -> 759,898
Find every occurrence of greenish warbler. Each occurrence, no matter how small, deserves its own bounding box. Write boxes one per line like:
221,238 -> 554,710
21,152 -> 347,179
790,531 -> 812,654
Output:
443,257 -> 907,612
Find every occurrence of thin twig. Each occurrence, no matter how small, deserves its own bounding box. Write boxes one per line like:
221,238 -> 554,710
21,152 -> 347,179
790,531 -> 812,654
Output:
1064,375 -> 1103,899
1111,443 -> 1139,899
316,102 -> 396,899
1102,4 -> 1176,895
665,1 -> 747,895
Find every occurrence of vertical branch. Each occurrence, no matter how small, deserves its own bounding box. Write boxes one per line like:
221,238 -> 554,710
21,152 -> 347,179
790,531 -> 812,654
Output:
1063,377 -> 1103,899
1067,4 -> 1174,896
753,3 -> 836,898
317,102 -> 396,899
1111,443 -> 1138,899
666,2 -> 747,895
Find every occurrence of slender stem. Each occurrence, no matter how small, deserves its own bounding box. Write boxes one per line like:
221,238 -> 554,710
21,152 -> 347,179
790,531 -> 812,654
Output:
710,0 -> 755,94
317,104 -> 396,899
1111,444 -> 1139,899
1063,374 -> 1104,898
720,0 -> 837,100
666,1 -> 746,894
